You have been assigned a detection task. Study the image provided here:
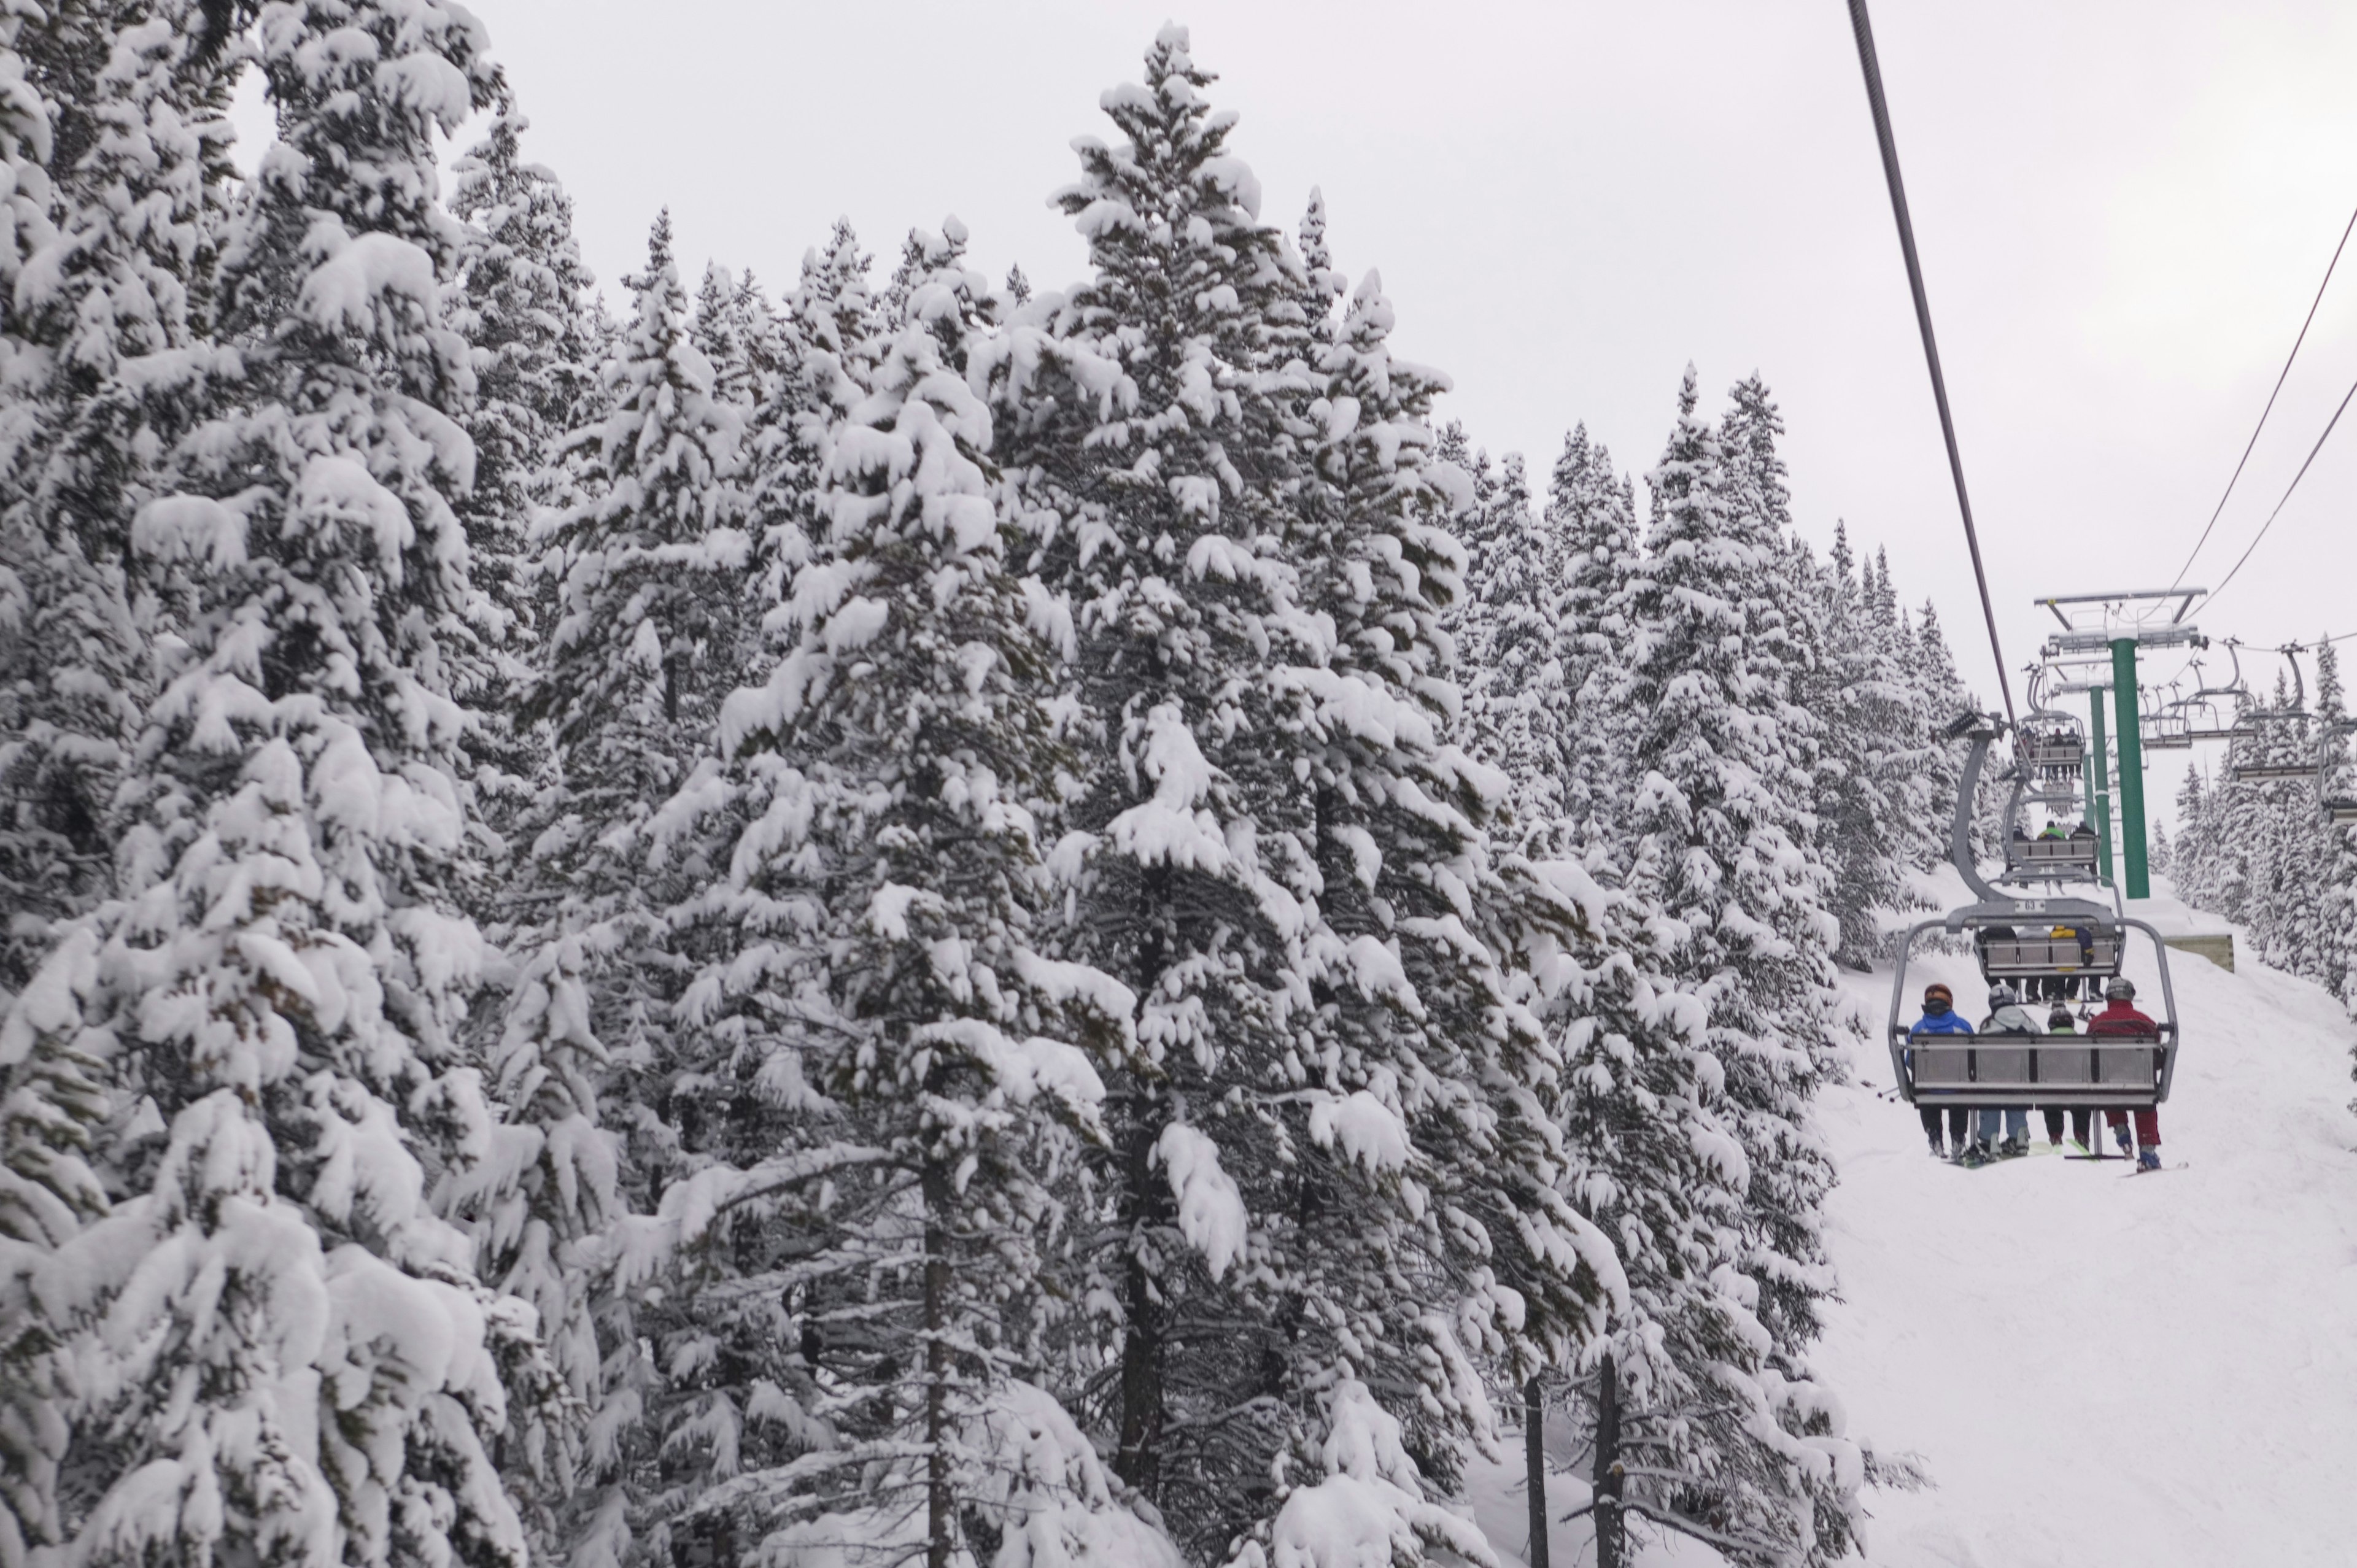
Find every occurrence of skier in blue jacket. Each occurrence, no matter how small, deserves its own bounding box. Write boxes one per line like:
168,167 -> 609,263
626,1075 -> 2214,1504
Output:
1907,982 -> 1974,1159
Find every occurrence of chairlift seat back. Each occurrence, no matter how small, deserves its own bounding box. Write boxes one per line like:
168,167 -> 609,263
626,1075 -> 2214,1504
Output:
2011,838 -> 2097,867
1893,1031 -> 2167,1106
1979,934 -> 2120,977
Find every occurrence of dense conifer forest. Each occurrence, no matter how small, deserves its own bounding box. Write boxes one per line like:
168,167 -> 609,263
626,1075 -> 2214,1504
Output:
0,9 -> 2008,1565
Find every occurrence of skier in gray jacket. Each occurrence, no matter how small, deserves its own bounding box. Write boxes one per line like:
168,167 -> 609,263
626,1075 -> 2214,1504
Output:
1972,983 -> 2041,1162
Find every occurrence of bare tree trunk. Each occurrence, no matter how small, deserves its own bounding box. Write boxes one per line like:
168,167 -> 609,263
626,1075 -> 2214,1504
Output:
1113,1108 -> 1166,1495
923,1159 -> 953,1568
1524,1376 -> 1550,1568
1115,870 -> 1171,1497
1593,1352 -> 1624,1568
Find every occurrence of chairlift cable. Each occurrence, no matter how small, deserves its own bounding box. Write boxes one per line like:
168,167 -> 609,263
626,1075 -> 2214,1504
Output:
2203,371 -> 2357,610
1844,0 -> 2015,725
2167,202 -> 2357,592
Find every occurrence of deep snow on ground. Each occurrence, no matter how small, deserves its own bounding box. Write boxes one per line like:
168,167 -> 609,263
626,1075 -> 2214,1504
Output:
1819,881 -> 2357,1567
1473,876 -> 2357,1566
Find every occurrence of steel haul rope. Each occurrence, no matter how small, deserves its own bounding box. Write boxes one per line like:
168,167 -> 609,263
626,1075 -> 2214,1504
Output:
2170,203 -> 2357,591
1844,0 -> 2016,725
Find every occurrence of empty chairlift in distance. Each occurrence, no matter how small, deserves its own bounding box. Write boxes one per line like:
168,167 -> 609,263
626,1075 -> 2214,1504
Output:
2177,645 -> 2256,743
2142,709 -> 2191,751
2323,718 -> 2357,824
1889,714 -> 2181,1114
2228,641 -> 2316,782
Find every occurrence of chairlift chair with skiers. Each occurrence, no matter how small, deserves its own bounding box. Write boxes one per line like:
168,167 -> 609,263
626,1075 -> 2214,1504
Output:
1888,713 -> 2181,1111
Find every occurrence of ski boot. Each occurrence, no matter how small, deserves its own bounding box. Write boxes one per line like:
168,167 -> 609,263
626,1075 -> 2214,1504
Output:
2137,1146 -> 2162,1173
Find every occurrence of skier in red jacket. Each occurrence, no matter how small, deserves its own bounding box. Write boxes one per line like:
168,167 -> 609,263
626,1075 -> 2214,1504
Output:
2088,976 -> 2164,1170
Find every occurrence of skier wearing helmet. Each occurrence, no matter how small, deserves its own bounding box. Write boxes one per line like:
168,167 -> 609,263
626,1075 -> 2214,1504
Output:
2040,1003 -> 2096,1151
1973,983 -> 2042,1162
1906,981 -> 1974,1159
2088,975 -> 2164,1170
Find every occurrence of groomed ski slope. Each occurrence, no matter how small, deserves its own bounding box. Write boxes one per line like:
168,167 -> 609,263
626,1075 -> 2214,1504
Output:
1473,879 -> 2357,1566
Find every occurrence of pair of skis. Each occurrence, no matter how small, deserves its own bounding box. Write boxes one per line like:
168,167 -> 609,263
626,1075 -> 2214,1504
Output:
1952,1143 -> 2185,1176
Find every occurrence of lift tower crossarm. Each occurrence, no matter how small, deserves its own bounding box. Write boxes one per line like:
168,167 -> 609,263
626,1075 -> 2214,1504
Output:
2036,587 -> 2207,628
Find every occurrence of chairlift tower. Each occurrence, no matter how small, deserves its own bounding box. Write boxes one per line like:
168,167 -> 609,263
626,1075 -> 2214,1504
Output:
2035,587 -> 2207,899
2045,655 -> 2116,886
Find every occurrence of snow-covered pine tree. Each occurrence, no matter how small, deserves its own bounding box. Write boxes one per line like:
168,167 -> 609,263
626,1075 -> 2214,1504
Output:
1243,259 -> 1625,1564
468,209 -> 751,1561
1716,377 -> 1823,828
988,35 -> 1596,1558
2309,640 -> 2357,1006
1907,597 -> 1977,864
730,220 -> 883,622
1434,423 -> 1493,654
2205,698 -> 2259,923
1551,835 -> 1879,1565
974,31 -> 1330,1553
2173,763 -> 2218,912
1808,527 -> 1921,964
1548,424 -> 1641,849
1,9 -> 251,1557
1457,448 -> 1571,854
663,226 -> 1177,1568
445,85 -> 602,835
1596,366 -> 1854,1552
2235,674 -> 2312,967
0,0 -> 242,1000
691,261 -> 776,424
9,6 -> 574,1568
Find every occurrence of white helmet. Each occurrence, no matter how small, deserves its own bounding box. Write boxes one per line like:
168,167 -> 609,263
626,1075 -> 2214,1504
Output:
1987,983 -> 2016,1009
2103,975 -> 2136,1001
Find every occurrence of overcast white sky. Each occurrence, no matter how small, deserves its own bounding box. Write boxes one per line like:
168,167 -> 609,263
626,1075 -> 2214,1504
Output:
361,1 -> 2357,819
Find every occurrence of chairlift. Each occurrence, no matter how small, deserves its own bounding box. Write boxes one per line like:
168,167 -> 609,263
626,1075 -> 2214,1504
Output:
2022,735 -> 2087,773
2003,835 -> 2101,879
1888,715 -> 2179,1112
2186,643 -> 2250,707
2240,641 -> 2312,723
2321,719 -> 2357,826
2015,677 -> 2088,781
2228,761 -> 2318,783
